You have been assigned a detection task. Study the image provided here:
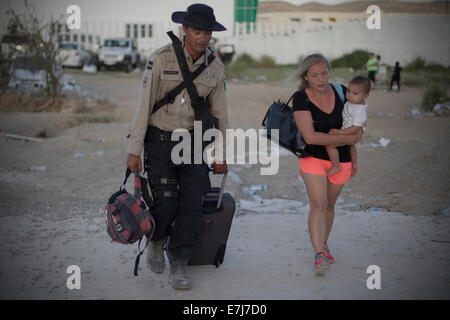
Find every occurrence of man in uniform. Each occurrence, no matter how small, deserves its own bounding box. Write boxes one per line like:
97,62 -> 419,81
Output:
125,4 -> 228,290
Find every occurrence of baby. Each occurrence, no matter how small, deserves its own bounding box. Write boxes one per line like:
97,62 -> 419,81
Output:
326,76 -> 370,176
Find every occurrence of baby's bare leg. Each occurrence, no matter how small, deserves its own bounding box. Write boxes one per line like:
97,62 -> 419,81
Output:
325,145 -> 342,176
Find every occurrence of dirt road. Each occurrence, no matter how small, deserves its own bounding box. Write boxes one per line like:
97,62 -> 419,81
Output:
0,70 -> 449,299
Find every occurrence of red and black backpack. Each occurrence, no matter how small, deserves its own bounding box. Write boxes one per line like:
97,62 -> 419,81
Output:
105,168 -> 155,276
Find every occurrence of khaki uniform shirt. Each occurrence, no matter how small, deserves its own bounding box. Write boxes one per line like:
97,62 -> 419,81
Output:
126,42 -> 228,161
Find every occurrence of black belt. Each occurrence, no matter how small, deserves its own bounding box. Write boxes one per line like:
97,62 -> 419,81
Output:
145,126 -> 194,143
145,126 -> 172,142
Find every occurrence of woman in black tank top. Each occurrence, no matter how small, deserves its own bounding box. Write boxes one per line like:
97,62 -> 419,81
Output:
292,54 -> 363,276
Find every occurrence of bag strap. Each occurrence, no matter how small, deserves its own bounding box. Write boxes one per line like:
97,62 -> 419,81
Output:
133,236 -> 150,276
262,92 -> 296,127
332,83 -> 345,104
167,31 -> 216,106
286,92 -> 296,106
121,168 -> 144,199
151,46 -> 215,114
133,168 -> 143,198
120,168 -> 132,190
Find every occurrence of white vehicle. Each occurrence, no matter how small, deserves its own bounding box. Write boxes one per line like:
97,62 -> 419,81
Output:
96,38 -> 140,72
58,42 -> 90,68
8,55 -> 62,90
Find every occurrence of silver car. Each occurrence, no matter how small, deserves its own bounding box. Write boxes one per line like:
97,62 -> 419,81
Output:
8,55 -> 62,91
58,42 -> 90,68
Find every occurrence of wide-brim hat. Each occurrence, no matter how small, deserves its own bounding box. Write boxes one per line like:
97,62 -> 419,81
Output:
172,4 -> 226,32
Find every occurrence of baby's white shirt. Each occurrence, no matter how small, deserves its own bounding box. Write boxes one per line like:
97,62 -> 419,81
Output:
342,100 -> 368,130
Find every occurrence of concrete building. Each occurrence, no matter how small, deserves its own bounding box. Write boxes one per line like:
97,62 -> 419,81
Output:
1,0 -> 448,66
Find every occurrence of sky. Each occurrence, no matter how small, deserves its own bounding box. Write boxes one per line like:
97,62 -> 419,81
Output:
262,0 -> 439,5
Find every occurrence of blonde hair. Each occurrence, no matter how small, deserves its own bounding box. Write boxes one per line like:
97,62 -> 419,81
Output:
297,53 -> 331,90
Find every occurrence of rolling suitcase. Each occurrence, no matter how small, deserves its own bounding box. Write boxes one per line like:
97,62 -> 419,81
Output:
188,173 -> 236,267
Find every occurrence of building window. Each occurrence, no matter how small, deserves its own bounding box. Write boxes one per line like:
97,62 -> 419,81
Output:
133,24 -> 138,38
96,35 -> 101,46
81,34 -> 86,43
126,24 -> 131,38
88,34 -> 93,44
148,25 -> 153,38
73,34 -> 78,42
141,24 -> 145,38
65,33 -> 70,42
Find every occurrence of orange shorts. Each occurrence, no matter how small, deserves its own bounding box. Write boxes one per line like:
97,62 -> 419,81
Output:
299,157 -> 352,185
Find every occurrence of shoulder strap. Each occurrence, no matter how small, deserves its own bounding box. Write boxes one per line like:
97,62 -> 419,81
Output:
152,52 -> 215,114
332,83 -> 345,104
152,32 -> 216,115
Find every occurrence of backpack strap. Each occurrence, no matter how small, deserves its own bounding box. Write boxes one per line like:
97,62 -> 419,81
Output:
151,32 -> 216,115
332,83 -> 345,104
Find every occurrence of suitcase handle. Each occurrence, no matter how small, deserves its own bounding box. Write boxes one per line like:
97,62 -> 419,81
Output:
208,166 -> 228,209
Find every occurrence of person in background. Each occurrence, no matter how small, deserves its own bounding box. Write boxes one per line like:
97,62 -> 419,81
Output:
366,52 -> 378,90
376,55 -> 389,88
390,61 -> 402,92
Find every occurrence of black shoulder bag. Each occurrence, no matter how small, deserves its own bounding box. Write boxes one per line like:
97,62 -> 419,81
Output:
261,93 -> 311,158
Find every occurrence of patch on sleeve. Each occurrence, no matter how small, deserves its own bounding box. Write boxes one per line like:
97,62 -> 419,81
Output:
205,69 -> 215,81
146,60 -> 153,70
142,71 -> 149,87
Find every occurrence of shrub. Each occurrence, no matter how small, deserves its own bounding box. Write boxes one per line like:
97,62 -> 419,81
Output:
257,55 -> 276,68
404,57 -> 448,72
421,84 -> 448,112
233,53 -> 256,66
424,62 -> 448,72
405,57 -> 426,71
330,50 -> 369,70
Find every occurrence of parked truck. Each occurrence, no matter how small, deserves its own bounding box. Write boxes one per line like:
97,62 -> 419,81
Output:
96,38 -> 140,72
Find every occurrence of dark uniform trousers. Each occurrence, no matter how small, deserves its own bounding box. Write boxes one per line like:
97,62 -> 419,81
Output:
144,126 -> 210,261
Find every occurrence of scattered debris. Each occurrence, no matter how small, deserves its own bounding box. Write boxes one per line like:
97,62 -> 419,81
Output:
239,197 -> 304,214
410,107 -> 434,119
82,65 -> 98,73
256,75 -> 268,81
366,206 -> 389,213
5,133 -> 43,143
90,151 -> 104,157
362,137 -> 390,148
243,184 -> 268,195
30,166 -> 47,172
442,207 -> 450,217
431,239 -> 450,244
432,101 -> 450,116
74,153 -> 86,159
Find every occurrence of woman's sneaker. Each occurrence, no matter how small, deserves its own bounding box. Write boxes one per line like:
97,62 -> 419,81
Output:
314,252 -> 329,276
323,243 -> 335,264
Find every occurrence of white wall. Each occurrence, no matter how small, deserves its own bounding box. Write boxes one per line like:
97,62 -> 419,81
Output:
220,14 -> 450,67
